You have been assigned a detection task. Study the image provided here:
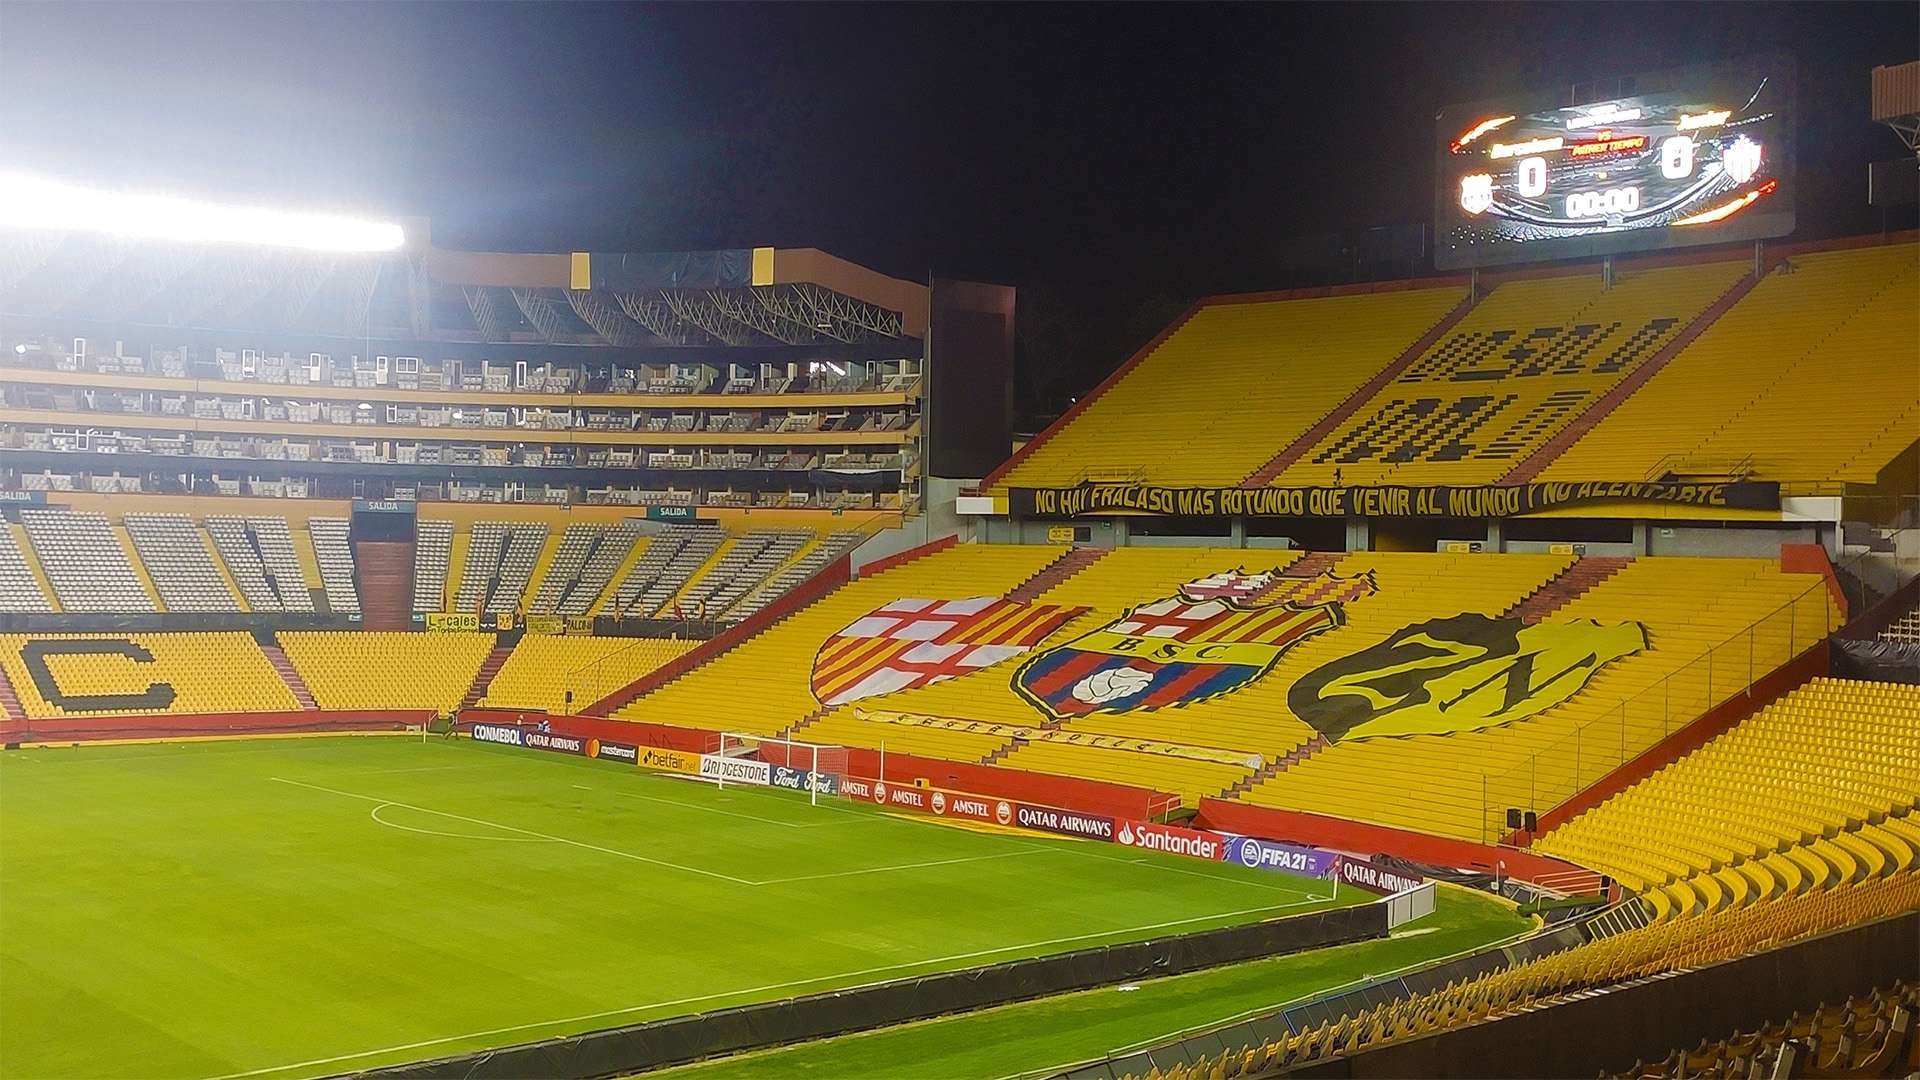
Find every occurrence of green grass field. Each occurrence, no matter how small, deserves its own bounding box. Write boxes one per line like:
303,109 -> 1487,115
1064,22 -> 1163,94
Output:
0,735 -> 1380,1080
656,886 -> 1528,1079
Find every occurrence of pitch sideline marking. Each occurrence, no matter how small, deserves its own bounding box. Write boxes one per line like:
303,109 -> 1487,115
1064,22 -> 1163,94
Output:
202,897 -> 1324,1080
756,848 -> 1048,885
268,777 -> 757,886
367,803 -> 550,843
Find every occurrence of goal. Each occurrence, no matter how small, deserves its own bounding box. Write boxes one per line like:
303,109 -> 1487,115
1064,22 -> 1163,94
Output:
713,732 -> 851,806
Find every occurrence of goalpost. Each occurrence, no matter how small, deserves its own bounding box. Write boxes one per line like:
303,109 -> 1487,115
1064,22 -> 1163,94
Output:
713,732 -> 851,807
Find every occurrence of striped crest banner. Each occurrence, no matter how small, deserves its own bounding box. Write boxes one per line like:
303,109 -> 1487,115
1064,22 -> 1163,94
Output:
1014,570 -> 1376,720
810,597 -> 1088,707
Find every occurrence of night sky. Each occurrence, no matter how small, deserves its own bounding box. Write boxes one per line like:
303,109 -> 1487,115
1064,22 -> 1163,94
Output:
2,1 -> 1914,423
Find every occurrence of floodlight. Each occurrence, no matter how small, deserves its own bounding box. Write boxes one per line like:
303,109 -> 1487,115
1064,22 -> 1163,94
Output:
0,173 -> 405,252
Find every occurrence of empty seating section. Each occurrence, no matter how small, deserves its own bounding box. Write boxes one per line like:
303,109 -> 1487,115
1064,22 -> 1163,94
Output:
558,523 -> 641,615
1537,679 -> 1920,915
453,522 -> 547,615
1542,243 -> 1920,482
480,635 -> 697,714
0,632 -> 295,716
1883,604 -> 1920,644
728,530 -> 863,621
1154,871 -> 1920,1078
529,524 -> 638,615
679,530 -> 810,617
205,516 -> 314,612
0,526 -> 54,612
307,517 -> 359,614
1243,557 -> 1837,840
21,509 -> 156,612
608,525 -> 726,617
278,631 -> 492,712
1609,982 -> 1920,1080
991,287 -> 1466,491
1274,261 -> 1748,487
806,547 -> 1308,799
124,513 -> 240,612
411,519 -> 452,612
619,545 -> 1065,736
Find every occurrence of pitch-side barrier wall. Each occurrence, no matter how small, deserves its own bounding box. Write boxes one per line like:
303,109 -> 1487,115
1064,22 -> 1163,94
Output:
1,709 -> 434,745
347,896 -> 1388,1080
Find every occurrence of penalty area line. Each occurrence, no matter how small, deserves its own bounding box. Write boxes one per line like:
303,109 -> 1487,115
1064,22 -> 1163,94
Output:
267,777 -> 757,886
201,897 -> 1321,1080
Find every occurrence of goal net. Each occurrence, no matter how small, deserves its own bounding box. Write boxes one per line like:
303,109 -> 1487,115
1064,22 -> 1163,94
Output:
713,732 -> 851,806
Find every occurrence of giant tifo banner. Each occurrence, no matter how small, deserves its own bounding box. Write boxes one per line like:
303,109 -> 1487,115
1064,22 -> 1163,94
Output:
811,597 -> 1088,706
1008,480 -> 1780,519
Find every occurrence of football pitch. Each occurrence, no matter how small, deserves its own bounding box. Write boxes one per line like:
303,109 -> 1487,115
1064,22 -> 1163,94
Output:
1,735 -> 1361,1080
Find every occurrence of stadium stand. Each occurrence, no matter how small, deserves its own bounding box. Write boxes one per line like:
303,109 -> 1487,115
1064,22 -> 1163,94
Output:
1022,550 -> 1573,800
1540,242 -> 1920,483
278,631 -> 492,712
307,517 -> 359,615
205,516 -> 315,612
989,285 -> 1468,491
20,508 -> 157,612
1609,981 -> 1918,1080
0,526 -> 54,612
607,525 -> 726,618
122,513 -> 241,612
1242,556 -> 1836,840
1270,260 -> 1750,487
617,544 -> 1065,734
726,529 -> 863,621
0,632 -> 296,716
453,521 -> 547,615
1536,678 -> 1920,917
1882,605 -> 1920,644
479,635 -> 697,714
528,524 -> 636,615
410,519 -> 453,613
1144,873 -> 1920,1079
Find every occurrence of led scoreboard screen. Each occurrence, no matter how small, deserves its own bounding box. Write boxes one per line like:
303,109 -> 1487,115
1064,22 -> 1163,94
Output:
1434,57 -> 1794,269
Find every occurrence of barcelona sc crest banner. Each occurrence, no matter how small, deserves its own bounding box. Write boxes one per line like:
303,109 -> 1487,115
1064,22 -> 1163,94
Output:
811,597 -> 1087,707
1014,569 -> 1375,719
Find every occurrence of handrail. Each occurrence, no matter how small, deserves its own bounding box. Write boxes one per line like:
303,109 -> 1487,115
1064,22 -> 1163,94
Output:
1478,573 -> 1838,841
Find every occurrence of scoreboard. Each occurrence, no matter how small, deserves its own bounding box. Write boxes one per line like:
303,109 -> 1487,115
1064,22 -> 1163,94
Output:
1434,56 -> 1794,270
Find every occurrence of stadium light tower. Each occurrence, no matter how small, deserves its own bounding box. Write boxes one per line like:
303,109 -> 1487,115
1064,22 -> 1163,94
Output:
0,172 -> 406,252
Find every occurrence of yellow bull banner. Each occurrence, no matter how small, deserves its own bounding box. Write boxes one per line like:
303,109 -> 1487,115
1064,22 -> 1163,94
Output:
1288,613 -> 1648,742
855,709 -> 1263,769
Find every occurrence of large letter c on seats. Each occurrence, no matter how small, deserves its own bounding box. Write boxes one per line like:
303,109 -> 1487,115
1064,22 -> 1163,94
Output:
20,639 -> 178,713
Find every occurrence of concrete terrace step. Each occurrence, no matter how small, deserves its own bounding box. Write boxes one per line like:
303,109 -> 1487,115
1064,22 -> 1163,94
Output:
260,641 -> 319,710
460,645 -> 514,710
1007,546 -> 1109,604
1504,556 -> 1635,623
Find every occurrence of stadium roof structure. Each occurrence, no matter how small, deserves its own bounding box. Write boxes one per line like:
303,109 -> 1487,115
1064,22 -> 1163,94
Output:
0,226 -> 928,350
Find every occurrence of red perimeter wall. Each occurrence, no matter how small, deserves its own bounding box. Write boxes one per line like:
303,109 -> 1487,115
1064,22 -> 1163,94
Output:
2,709 -> 434,745
1196,798 -> 1591,884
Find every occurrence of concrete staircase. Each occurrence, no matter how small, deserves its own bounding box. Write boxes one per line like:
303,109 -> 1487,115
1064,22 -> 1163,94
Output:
1007,546 -> 1108,603
259,640 -> 318,710
1504,556 -> 1633,623
1261,550 -> 1344,589
0,662 -> 25,724
1498,267 -> 1770,483
354,540 -> 414,631
460,645 -> 514,710
1218,736 -> 1326,799
1241,291 -> 1480,487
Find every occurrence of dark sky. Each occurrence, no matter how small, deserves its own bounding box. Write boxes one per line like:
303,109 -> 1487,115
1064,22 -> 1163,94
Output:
2,2 -> 1914,418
